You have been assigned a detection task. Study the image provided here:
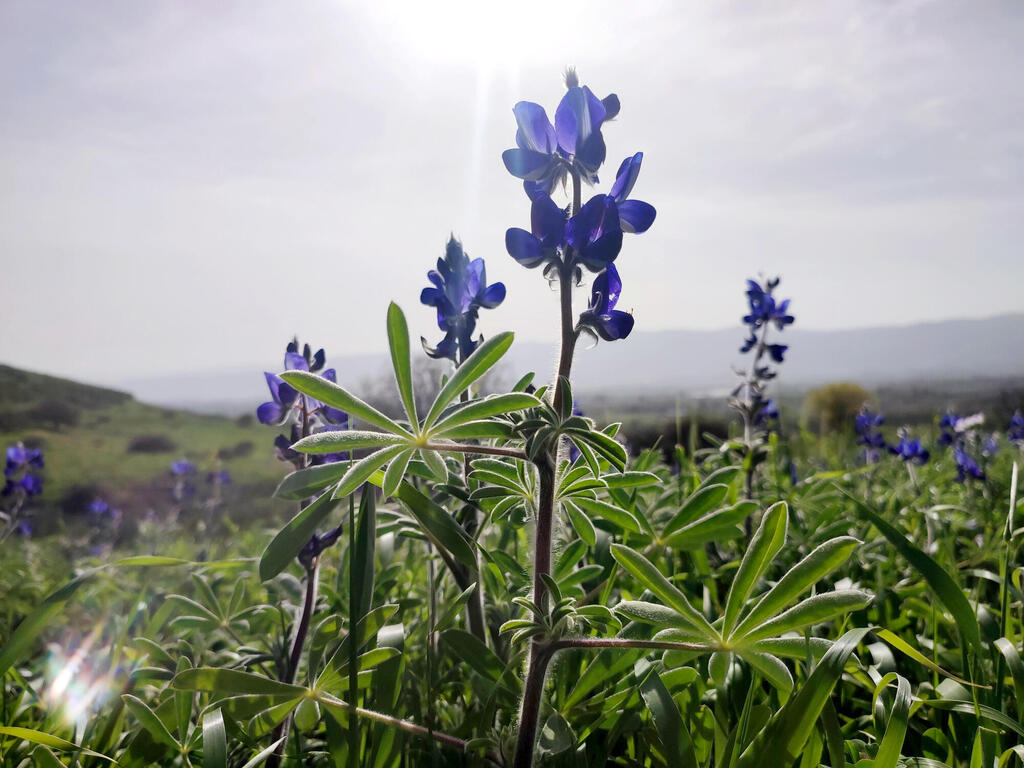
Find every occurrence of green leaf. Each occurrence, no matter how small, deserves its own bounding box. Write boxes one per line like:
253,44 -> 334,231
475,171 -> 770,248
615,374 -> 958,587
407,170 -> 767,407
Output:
662,483 -> 730,536
173,668 -> 307,698
0,570 -> 97,679
333,445 -> 408,499
0,727 -> 116,762
573,497 -> 641,532
381,449 -> 413,498
419,447 -> 448,480
877,629 -> 980,688
615,601 -> 710,635
239,738 -> 286,768
733,536 -> 860,639
995,637 -> 1024,706
610,544 -> 718,640
275,461 -> 351,500
292,430 -> 409,454
741,590 -> 871,643
431,392 -> 540,434
386,303 -> 419,429
842,489 -> 982,652
662,501 -> 757,550
123,694 -> 180,750
352,486 -> 377,624
637,659 -> 698,768
743,651 -> 794,701
281,370 -> 410,436
202,708 -> 227,768
423,332 -> 514,428
563,501 -> 596,547
380,479 -> 477,569
736,627 -> 870,768
872,673 -> 912,768
434,420 -> 515,440
604,471 -> 661,489
441,629 -> 506,683
259,489 -> 341,581
724,502 -> 788,637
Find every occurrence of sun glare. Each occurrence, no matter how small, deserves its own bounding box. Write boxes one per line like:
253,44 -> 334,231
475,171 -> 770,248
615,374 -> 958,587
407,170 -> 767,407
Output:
43,625 -> 116,729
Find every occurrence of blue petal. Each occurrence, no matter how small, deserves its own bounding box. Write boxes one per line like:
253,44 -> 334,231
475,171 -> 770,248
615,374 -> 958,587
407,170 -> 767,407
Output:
595,310 -> 634,341
480,282 -> 506,308
505,228 -> 546,268
574,130 -> 606,177
502,148 -> 556,181
284,352 -> 308,371
577,231 -> 623,272
420,286 -> 443,307
531,194 -> 567,246
610,153 -> 642,202
512,101 -> 556,153
257,401 -> 285,424
320,368 -> 336,383
618,200 -> 656,234
602,93 -> 621,121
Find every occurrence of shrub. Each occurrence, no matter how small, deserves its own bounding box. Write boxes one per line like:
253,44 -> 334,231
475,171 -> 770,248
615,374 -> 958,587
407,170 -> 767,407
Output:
126,434 -> 177,453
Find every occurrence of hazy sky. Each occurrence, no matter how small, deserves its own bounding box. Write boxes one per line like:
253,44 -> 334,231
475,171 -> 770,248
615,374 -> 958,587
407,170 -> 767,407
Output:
1,0 -> 1022,383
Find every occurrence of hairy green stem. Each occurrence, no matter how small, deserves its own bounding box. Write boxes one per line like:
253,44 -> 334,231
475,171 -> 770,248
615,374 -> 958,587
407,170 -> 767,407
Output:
513,169 -> 582,768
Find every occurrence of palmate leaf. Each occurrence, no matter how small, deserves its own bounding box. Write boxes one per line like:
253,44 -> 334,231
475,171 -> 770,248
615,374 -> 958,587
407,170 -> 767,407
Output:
610,544 -> 718,640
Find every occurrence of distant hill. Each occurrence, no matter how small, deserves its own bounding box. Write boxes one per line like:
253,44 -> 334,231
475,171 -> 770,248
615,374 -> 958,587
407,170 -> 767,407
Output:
115,313 -> 1024,413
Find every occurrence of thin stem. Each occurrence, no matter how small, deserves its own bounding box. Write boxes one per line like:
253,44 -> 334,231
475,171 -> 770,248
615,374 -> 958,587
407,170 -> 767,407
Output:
513,168 -> 583,768
550,638 -> 715,654
423,442 -> 527,460
317,694 -> 502,765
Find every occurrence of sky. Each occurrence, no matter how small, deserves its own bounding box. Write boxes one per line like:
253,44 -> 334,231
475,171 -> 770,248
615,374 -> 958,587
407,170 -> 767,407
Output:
1,0 -> 1022,383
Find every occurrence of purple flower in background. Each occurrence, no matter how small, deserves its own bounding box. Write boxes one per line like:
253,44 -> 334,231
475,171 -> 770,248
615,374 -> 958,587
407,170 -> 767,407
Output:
889,433 -> 930,465
1009,411 -> 1024,445
208,470 -> 232,485
421,236 -> 505,363
577,264 -> 633,342
3,442 -> 44,498
89,499 -> 109,516
755,399 -> 779,428
298,523 -> 345,568
171,460 -> 196,476
982,435 -> 1000,457
954,445 -> 985,483
854,408 -> 886,449
502,69 -> 620,198
743,279 -> 795,332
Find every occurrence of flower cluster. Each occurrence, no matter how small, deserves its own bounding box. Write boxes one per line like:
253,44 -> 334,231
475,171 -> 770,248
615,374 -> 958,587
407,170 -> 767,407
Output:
854,407 -> 887,464
740,278 -> 794,366
888,430 -> 930,465
420,236 -> 505,363
171,459 -> 197,503
502,71 -> 655,345
3,442 -> 44,498
937,411 -> 996,483
257,340 -> 349,469
1008,411 -> 1024,446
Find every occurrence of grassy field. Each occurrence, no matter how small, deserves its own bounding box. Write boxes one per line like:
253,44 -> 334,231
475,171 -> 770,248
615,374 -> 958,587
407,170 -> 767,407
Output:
0,364 -> 289,525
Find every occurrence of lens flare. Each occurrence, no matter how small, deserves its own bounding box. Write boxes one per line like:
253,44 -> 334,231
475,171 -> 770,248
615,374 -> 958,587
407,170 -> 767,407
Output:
43,624 -> 116,729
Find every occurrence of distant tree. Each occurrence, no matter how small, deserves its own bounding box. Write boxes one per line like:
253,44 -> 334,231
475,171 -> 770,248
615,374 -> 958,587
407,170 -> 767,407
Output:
127,434 -> 177,453
803,382 -> 872,434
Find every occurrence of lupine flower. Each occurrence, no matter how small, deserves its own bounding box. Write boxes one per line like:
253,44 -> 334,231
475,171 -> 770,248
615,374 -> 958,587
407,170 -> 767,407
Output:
889,433 -> 930,465
502,69 -> 620,198
89,499 -> 109,516
503,73 -> 654,285
171,460 -> 196,476
421,236 -> 505,363
2,442 -> 45,498
938,412 -> 960,446
208,470 -> 232,485
954,445 -> 985,482
578,264 -> 633,342
259,347 -> 346,425
755,399 -> 779,428
743,279 -> 795,332
1008,411 -> 1024,444
506,192 -> 624,276
854,407 -> 886,464
982,435 -> 1000,457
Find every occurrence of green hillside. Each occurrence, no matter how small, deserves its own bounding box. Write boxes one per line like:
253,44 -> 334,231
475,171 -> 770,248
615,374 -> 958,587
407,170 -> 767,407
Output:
0,364 -> 289,522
